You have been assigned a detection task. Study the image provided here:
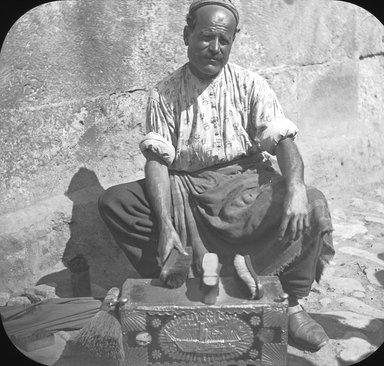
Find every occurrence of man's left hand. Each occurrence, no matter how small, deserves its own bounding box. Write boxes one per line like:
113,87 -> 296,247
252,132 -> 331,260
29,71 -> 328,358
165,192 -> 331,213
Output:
277,183 -> 309,241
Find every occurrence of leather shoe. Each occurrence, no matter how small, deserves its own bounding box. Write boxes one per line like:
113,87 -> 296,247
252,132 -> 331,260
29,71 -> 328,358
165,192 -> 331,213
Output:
289,309 -> 329,351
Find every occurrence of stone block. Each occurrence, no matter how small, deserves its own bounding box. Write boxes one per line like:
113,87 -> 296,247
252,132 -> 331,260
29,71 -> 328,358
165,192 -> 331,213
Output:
337,337 -> 375,365
294,61 -> 360,188
0,181 -> 135,293
336,297 -> 384,319
0,292 -> 10,306
7,296 -> 31,306
326,277 -> 365,294
259,67 -> 299,123
355,5 -> 384,58
358,57 -> 384,128
352,291 -> 366,298
297,61 -> 359,139
338,247 -> 384,267
34,284 -> 57,298
232,0 -> 357,69
0,0 -> 187,109
0,93 -> 147,214
332,222 -> 368,240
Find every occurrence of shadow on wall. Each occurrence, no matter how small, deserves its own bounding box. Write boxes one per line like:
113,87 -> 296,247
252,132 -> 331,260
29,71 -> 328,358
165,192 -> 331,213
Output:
37,168 -> 135,297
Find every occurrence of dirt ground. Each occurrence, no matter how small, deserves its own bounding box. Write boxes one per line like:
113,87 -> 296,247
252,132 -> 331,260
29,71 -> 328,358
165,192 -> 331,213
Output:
3,184 -> 384,366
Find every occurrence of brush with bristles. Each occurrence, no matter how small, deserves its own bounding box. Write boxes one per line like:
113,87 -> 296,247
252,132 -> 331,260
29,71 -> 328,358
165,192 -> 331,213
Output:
73,287 -> 125,366
234,254 -> 264,300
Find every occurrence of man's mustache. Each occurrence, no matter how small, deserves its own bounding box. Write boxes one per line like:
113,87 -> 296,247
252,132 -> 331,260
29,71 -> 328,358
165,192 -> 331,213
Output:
204,55 -> 223,61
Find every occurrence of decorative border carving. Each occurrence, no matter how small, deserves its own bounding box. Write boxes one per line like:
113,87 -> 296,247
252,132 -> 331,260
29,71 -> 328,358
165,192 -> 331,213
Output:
121,306 -> 287,365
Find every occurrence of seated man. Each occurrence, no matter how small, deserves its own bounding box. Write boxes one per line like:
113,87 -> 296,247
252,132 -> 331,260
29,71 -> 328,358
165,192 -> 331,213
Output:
98,0 -> 335,351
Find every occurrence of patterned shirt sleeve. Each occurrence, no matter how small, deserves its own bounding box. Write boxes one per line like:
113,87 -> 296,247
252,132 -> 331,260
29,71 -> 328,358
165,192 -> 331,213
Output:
249,77 -> 298,155
139,87 -> 176,166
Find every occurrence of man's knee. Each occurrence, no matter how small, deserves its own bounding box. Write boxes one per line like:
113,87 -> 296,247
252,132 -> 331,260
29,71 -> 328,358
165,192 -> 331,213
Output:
98,184 -> 134,218
306,186 -> 329,207
98,186 -> 117,217
98,180 -> 147,219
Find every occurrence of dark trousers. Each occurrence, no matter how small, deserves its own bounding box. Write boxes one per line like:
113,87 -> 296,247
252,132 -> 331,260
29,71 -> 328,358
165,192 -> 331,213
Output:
98,179 -> 331,299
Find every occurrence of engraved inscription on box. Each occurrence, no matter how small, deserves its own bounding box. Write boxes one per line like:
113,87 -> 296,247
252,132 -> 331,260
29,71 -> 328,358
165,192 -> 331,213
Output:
158,311 -> 253,361
122,308 -> 287,365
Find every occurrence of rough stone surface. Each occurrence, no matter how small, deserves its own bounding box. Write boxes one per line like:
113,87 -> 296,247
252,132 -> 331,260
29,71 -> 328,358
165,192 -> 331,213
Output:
319,297 -> 332,308
0,3 -> 384,365
326,277 -> 365,294
33,284 -> 58,298
338,247 -> 384,267
337,337 -> 375,364
352,291 -> 366,298
0,291 -> 10,306
365,266 -> 384,288
6,296 -> 31,306
332,222 -> 368,239
364,215 -> 384,225
321,311 -> 384,333
335,297 -> 384,319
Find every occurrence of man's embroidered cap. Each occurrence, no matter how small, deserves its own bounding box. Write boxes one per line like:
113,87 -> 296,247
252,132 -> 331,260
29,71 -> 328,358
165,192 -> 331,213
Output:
188,0 -> 240,25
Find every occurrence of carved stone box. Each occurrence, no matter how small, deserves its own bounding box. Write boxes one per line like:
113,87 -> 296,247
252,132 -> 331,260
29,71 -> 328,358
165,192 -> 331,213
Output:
120,276 -> 288,366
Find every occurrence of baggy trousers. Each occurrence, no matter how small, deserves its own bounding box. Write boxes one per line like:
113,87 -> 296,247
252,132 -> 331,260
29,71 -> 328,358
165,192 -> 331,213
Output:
98,178 -> 333,299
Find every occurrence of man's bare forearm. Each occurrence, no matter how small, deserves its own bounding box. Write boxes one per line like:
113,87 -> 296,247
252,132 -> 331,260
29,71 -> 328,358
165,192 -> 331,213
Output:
275,137 -> 309,240
144,151 -> 186,263
144,151 -> 173,229
275,137 -> 305,188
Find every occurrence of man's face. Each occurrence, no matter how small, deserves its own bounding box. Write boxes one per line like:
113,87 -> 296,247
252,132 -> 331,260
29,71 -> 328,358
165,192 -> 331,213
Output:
184,5 -> 237,80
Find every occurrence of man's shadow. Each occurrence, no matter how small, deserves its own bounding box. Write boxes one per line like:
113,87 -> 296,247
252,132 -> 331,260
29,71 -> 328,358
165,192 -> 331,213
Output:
37,168 -> 136,297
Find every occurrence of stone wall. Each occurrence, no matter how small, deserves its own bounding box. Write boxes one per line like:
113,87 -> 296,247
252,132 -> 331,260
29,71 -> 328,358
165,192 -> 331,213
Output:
0,0 -> 383,295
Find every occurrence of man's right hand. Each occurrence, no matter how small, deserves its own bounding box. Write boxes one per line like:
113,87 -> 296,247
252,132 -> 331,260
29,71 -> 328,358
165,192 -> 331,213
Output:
143,150 -> 187,266
158,223 -> 188,266
158,221 -> 191,289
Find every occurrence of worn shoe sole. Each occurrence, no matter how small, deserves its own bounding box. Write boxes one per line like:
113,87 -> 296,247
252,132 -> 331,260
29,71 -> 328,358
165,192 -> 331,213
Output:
202,253 -> 220,287
201,253 -> 220,305
289,333 -> 329,351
